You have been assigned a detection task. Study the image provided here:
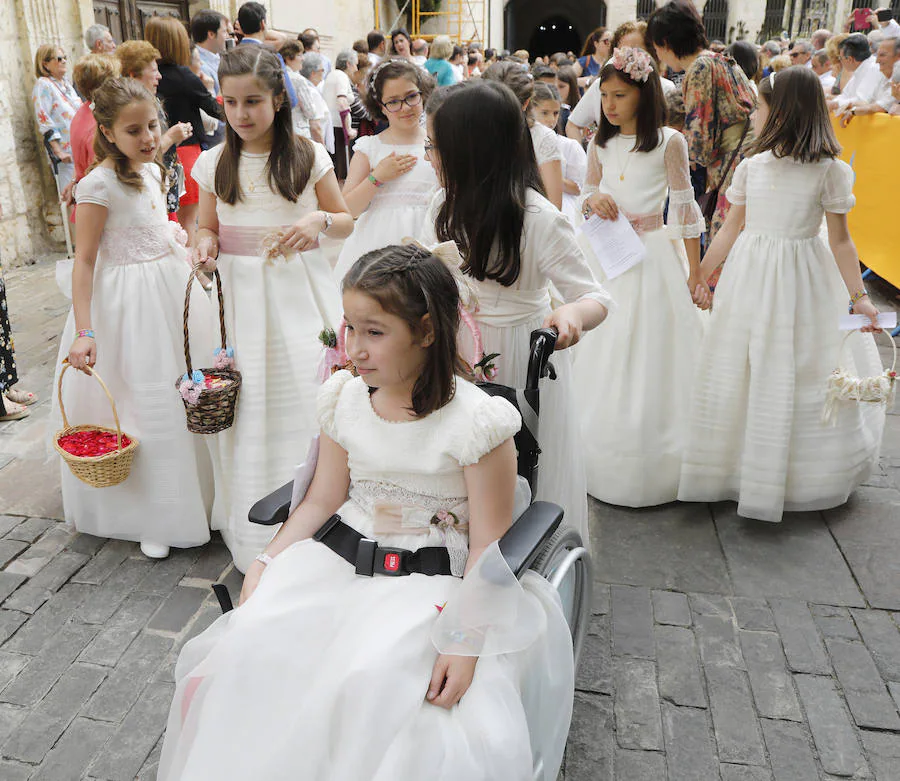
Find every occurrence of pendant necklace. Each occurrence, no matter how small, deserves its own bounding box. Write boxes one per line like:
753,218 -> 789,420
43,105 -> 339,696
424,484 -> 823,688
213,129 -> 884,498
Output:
616,135 -> 634,182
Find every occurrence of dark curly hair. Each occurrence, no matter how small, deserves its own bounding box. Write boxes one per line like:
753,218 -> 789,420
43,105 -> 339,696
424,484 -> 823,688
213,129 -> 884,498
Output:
362,59 -> 435,121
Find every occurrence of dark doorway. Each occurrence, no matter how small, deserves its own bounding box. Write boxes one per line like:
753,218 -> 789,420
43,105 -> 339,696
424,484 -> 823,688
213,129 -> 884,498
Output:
93,0 -> 189,42
528,16 -> 581,58
703,0 -> 729,43
505,0 -> 605,55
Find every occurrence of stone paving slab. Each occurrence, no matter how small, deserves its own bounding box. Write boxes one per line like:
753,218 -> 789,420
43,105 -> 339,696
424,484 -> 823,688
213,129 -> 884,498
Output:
2,261 -> 900,779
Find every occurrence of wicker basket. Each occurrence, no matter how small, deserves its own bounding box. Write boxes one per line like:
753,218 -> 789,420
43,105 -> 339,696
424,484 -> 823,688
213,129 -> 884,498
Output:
176,269 -> 242,434
53,362 -> 139,488
823,329 -> 897,424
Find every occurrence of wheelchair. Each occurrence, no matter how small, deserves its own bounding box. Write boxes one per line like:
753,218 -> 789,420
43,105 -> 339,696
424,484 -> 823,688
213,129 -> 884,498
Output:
211,326 -> 593,694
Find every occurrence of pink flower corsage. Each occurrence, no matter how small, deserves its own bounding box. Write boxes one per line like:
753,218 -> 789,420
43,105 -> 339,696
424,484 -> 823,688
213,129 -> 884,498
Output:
610,47 -> 654,83
316,327 -> 353,382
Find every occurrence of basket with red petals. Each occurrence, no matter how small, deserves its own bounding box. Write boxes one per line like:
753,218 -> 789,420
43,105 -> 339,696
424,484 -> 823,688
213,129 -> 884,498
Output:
53,362 -> 138,488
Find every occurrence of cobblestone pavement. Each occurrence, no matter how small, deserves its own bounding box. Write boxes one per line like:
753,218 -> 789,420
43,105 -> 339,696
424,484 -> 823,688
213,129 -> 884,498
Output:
1,260 -> 900,780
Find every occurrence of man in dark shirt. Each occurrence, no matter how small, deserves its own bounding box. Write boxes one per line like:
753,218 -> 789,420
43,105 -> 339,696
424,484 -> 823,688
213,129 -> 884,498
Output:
236,2 -> 298,107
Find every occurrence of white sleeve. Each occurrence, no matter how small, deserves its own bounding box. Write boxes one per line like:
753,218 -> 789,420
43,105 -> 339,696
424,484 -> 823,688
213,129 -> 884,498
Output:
821,159 -> 856,214
310,143 -> 335,185
74,171 -> 110,207
663,132 -> 705,239
568,81 -> 601,128
531,125 -> 563,165
191,148 -> 217,194
724,158 -> 750,206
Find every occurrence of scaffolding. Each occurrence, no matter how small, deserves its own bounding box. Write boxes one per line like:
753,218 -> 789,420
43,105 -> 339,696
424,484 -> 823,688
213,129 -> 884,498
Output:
375,0 -> 486,44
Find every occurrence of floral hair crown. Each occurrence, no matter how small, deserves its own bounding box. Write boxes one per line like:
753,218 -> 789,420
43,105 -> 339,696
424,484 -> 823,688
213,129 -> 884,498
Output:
609,47 -> 654,83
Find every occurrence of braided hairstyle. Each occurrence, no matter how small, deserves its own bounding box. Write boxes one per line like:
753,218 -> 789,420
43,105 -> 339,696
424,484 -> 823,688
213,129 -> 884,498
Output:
91,77 -> 167,191
215,46 -> 315,205
342,244 -> 468,417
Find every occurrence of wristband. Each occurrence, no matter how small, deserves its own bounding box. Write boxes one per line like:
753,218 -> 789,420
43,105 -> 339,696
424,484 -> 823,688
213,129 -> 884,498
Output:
77,329 -> 95,339
368,173 -> 385,188
848,289 -> 868,313
255,553 -> 273,567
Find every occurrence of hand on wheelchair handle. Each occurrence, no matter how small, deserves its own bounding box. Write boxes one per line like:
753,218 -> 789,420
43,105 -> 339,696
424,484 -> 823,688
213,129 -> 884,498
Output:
542,308 -> 581,350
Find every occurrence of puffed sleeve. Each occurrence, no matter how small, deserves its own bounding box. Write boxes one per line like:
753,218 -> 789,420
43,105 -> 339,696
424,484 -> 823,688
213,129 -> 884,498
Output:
664,131 -> 706,239
531,124 -> 563,166
724,158 -> 749,206
310,142 -> 335,186
316,369 -> 355,442
535,203 -> 615,312
75,170 -> 110,208
351,134 -> 374,158
191,147 -> 217,194
821,159 -> 856,214
457,393 -> 522,467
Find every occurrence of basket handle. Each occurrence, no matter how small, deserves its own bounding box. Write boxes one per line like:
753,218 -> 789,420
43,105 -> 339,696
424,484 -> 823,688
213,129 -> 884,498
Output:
57,361 -> 125,451
183,267 -> 227,376
838,329 -> 897,374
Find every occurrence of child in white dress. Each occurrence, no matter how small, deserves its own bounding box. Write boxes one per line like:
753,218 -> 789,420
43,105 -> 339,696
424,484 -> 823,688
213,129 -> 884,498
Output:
573,48 -> 706,507
483,62 -> 565,210
422,80 -> 612,545
333,60 -> 438,282
681,67 -> 885,522
57,78 -> 213,559
158,245 -> 574,781
531,82 -> 587,229
192,47 -> 354,571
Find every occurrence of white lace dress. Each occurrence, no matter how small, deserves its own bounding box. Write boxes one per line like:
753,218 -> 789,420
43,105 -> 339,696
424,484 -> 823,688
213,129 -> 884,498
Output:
52,165 -> 213,547
573,128 -> 707,507
530,122 -> 564,170
333,135 -> 438,282
678,153 -> 885,521
158,371 -> 574,781
192,144 -> 343,571
422,189 -> 612,545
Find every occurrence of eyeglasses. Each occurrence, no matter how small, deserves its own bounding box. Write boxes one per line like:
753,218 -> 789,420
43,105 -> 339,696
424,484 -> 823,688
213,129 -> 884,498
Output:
382,91 -> 422,113
46,55 -> 67,63
423,138 -> 434,153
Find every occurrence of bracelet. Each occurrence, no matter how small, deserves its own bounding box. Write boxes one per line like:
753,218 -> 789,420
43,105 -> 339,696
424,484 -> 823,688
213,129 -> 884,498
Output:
848,289 -> 868,313
367,173 -> 384,188
77,329 -> 95,339
255,553 -> 273,567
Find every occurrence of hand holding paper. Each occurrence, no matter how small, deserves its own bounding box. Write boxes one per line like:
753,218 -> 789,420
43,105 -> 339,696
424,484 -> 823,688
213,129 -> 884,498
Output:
579,214 -> 646,281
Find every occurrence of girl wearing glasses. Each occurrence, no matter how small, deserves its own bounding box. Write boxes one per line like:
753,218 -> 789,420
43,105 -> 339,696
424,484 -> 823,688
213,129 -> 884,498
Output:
334,60 -> 438,283
32,44 -> 82,192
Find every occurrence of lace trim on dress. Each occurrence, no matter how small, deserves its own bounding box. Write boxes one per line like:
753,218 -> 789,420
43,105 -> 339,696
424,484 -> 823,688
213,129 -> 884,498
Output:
664,132 -> 706,240
100,222 -> 188,266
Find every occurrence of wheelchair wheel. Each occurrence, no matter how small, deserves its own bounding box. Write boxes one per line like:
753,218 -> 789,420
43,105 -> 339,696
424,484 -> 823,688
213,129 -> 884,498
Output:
531,527 -> 593,671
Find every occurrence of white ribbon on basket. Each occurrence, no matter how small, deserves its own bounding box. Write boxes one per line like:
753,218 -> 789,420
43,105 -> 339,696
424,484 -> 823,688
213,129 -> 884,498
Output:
822,329 -> 897,425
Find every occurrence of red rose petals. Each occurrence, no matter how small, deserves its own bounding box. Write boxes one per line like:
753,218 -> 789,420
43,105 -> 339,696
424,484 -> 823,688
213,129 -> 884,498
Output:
57,429 -> 132,458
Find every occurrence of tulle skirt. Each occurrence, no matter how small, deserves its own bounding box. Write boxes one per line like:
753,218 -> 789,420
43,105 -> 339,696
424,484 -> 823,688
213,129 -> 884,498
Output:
157,536 -> 574,781
678,232 -> 885,521
52,255 -> 214,547
573,229 -> 705,506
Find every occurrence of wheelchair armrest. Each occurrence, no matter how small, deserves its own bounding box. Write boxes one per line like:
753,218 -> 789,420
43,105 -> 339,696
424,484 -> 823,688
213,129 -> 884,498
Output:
498,500 -> 564,579
247,480 -> 294,526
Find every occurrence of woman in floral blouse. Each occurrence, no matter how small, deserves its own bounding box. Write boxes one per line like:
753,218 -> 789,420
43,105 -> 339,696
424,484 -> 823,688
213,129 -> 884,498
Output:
647,0 -> 755,286
32,43 -> 82,195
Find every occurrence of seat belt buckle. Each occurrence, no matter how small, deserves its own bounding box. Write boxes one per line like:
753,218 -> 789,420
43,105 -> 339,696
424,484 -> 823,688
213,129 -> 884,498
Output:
373,546 -> 409,577
355,538 -> 377,577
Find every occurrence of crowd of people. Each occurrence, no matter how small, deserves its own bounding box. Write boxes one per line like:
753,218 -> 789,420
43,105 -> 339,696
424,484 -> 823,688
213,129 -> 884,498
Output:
0,0 -> 895,776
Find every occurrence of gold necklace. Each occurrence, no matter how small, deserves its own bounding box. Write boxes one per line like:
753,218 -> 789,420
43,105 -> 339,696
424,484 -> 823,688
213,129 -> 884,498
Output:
615,134 -> 634,182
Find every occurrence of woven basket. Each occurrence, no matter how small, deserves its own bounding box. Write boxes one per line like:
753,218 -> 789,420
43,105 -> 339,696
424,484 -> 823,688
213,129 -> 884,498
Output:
176,269 -> 242,434
53,362 -> 139,488
823,329 -> 897,424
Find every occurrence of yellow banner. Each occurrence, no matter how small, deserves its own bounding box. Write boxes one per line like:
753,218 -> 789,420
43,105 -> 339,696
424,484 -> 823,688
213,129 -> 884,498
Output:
832,113 -> 898,288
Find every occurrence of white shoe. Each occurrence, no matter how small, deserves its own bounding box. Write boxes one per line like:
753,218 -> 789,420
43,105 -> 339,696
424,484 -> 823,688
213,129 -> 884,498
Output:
140,541 -> 171,559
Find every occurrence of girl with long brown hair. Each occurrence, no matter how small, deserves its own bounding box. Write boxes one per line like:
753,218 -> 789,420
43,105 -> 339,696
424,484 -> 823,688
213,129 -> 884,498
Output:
191,45 -> 353,572
52,78 -> 214,560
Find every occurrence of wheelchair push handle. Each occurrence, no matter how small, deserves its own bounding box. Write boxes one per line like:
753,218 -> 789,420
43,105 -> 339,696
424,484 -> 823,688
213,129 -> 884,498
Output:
526,328 -> 558,391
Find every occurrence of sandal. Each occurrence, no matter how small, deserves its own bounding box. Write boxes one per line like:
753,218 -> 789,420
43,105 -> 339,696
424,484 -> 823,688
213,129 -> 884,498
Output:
0,400 -> 30,422
4,388 -> 37,406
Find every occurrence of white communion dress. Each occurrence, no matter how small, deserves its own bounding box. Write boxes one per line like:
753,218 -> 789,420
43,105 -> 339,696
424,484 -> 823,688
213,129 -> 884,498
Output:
333,134 -> 438,283
678,153 -> 885,521
191,144 -> 343,571
53,165 -> 213,547
157,371 -> 575,781
573,128 -> 706,507
421,189 -> 613,545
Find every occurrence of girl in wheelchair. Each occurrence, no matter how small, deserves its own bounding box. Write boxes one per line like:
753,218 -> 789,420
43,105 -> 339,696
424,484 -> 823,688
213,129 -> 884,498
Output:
158,244 -> 575,781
